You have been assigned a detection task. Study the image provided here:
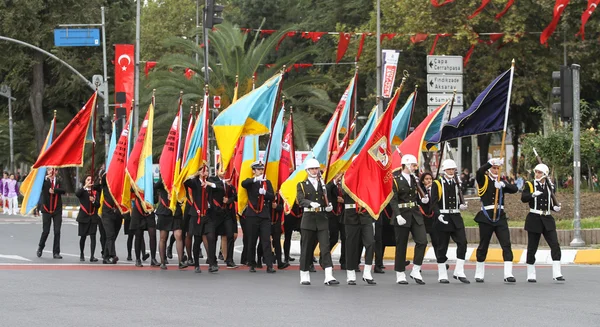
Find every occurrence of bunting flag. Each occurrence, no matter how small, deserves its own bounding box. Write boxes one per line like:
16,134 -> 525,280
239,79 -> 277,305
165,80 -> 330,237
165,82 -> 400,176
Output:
390,92 -> 415,145
341,89 -> 397,219
20,116 -> 55,215
431,0 -> 454,7
280,108 -> 340,213
578,0 -> 600,40
278,111 -> 296,190
356,33 -> 367,61
326,106 -> 378,183
430,33 -> 452,55
336,74 -> 357,135
410,33 -> 428,44
468,0 -> 491,19
336,32 -> 352,63
106,114 -> 132,214
540,0 -> 571,45
159,98 -> 183,196
237,135 -> 259,214
32,92 -> 97,168
126,104 -> 155,213
428,67 -> 513,146
265,107 -> 285,191
495,0 -> 515,20
213,73 -> 283,170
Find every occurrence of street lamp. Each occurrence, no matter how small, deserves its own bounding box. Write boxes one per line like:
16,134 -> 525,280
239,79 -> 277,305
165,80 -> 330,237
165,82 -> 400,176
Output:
0,85 -> 16,173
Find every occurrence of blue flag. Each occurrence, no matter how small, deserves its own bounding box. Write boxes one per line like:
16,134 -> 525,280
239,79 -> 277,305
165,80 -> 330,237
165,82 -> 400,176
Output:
427,68 -> 513,146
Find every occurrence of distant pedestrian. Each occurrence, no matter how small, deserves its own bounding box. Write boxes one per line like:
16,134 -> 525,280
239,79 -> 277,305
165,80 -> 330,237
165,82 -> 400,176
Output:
6,174 -> 19,215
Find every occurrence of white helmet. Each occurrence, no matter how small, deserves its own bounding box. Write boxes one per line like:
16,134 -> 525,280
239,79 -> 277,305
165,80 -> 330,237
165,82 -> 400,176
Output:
534,163 -> 549,177
401,154 -> 418,165
305,158 -> 320,170
441,159 -> 457,171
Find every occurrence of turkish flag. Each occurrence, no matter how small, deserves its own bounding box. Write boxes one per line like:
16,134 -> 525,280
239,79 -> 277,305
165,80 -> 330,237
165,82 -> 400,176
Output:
114,44 -> 134,115
430,0 -> 454,7
540,0 -> 571,45
495,0 -> 514,20
468,0 -> 491,19
578,0 -> 600,40
336,32 -> 352,63
341,88 -> 400,218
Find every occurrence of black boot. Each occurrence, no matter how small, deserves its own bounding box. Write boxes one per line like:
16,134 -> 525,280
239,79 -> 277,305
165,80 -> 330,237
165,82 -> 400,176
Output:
135,259 -> 143,267
166,245 -> 173,259
36,247 -> 42,258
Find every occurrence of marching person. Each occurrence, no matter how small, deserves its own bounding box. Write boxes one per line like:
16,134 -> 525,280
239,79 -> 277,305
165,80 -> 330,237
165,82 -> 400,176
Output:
218,167 -> 238,268
473,158 -> 518,283
155,177 -> 187,270
37,168 -> 66,259
521,163 -> 564,282
205,166 -> 229,272
100,173 -> 122,264
283,200 -> 303,263
297,159 -> 337,285
130,189 -> 158,268
430,159 -> 470,284
419,172 -> 443,264
75,175 -> 101,262
389,154 -> 429,285
269,193 -> 290,269
327,173 -> 346,270
373,204 -> 393,274
241,161 -> 276,273
6,173 -> 19,215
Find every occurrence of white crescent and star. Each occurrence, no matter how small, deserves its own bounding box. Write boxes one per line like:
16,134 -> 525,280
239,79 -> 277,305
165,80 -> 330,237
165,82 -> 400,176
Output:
118,54 -> 132,71
556,4 -> 565,13
589,3 -> 598,15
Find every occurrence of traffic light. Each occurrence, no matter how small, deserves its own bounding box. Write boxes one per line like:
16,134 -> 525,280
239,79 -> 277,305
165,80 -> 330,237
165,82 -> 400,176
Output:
552,66 -> 573,120
205,0 -> 224,29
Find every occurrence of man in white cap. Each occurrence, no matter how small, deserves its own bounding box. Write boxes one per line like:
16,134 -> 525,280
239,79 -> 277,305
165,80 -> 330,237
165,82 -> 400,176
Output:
389,154 -> 429,285
521,163 -> 564,282
430,159 -> 469,284
296,158 -> 338,286
473,158 -> 518,283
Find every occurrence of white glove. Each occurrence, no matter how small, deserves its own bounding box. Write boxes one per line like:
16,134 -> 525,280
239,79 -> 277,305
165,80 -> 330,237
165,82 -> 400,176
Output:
553,205 -> 561,212
438,214 -> 448,225
309,202 -> 320,209
396,215 -> 406,226
325,204 -> 333,212
459,203 -> 468,210
258,188 -> 266,195
532,190 -> 543,197
254,176 -> 265,182
421,195 -> 429,204
494,181 -> 505,189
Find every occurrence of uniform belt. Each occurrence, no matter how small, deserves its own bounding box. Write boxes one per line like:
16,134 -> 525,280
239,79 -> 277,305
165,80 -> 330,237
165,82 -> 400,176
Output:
530,209 -> 551,216
344,204 -> 357,209
305,207 -> 323,212
440,209 -> 460,214
483,205 -> 504,210
397,202 -> 416,209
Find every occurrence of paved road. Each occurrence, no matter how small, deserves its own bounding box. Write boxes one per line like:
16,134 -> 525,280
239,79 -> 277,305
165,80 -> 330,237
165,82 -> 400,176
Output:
1,214 -> 599,326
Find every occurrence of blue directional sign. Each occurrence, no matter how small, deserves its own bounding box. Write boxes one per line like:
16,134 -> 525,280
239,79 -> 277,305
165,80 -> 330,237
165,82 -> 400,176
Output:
54,28 -> 100,47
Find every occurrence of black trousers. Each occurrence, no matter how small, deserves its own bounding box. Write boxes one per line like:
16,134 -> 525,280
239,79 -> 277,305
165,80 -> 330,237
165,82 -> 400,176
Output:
527,230 -> 561,264
240,217 -> 248,264
246,216 -> 273,268
39,212 -> 62,254
271,221 -> 283,264
427,229 -> 441,261
345,223 -> 374,270
476,222 -> 513,262
300,228 -> 332,271
328,216 -> 346,265
394,224 -> 427,272
98,221 -> 106,255
226,218 -> 237,262
101,208 -> 120,259
283,216 -> 301,260
436,228 -> 468,263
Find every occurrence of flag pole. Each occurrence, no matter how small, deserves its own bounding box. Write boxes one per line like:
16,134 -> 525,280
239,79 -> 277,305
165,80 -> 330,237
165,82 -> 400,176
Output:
289,106 -> 296,171
91,90 -> 98,181
262,69 -> 286,179
492,59 -> 515,221
351,65 -> 358,139
434,90 -> 457,180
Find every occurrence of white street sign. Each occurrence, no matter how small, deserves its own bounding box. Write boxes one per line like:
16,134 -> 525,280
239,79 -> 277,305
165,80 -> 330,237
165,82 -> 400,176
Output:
426,55 -> 463,74
428,105 -> 464,123
427,74 -> 463,93
427,93 -> 464,106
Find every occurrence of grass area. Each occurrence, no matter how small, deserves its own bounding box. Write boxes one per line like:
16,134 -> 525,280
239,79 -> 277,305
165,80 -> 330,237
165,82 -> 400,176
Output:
461,212 -> 600,229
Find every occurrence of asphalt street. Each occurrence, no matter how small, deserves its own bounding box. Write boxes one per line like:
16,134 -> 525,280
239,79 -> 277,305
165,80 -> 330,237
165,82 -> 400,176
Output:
1,213 -> 599,327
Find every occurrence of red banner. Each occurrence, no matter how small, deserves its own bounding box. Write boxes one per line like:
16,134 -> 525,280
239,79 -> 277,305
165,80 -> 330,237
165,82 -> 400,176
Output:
114,44 -> 134,114
106,115 -> 131,213
578,0 -> 600,40
540,0 -> 571,45
159,101 -> 182,193
279,114 -> 295,188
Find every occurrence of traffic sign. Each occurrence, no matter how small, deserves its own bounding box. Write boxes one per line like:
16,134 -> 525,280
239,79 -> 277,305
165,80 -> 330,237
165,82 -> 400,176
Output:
427,93 -> 464,106
213,95 -> 221,109
427,74 -> 463,93
426,55 -> 463,74
54,28 -> 100,47
428,106 -> 464,122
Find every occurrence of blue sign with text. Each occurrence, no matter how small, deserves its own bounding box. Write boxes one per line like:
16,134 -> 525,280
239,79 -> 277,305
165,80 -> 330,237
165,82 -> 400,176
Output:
54,28 -> 100,47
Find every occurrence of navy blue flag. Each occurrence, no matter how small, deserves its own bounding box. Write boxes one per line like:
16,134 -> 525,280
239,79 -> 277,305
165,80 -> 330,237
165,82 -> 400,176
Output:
427,68 -> 513,147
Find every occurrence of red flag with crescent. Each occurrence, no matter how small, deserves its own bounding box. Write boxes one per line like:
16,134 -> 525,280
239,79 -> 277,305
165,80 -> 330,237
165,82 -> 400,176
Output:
115,44 -> 134,115
541,0 -> 571,45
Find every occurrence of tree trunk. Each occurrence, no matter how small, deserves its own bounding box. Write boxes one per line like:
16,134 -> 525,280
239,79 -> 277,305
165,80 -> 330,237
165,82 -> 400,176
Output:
29,52 -> 46,152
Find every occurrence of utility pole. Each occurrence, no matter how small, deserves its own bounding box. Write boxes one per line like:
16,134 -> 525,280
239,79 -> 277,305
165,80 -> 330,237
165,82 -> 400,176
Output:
134,0 -> 141,135
101,6 -> 109,160
570,64 -> 585,247
375,0 -> 382,116
0,85 -> 15,173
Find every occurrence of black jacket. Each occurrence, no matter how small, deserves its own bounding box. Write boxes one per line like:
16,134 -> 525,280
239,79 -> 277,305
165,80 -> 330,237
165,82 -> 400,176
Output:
297,177 -> 330,230
522,180 -> 558,233
389,173 -> 424,228
41,177 -> 65,214
241,177 -> 274,219
474,162 -> 518,225
75,184 -> 101,223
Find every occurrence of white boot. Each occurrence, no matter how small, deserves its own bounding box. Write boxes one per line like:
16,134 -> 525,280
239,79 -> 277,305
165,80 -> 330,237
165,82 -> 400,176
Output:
527,264 -> 536,283
362,265 -> 376,284
474,261 -> 485,282
410,265 -> 425,284
552,261 -> 565,281
324,267 -> 339,285
453,259 -> 470,283
300,271 -> 310,285
438,263 -> 449,283
396,271 -> 407,284
346,270 -> 356,285
503,261 -> 516,282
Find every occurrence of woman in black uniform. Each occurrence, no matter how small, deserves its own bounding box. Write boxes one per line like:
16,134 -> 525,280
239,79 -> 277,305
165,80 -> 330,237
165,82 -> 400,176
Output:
75,175 -> 101,262
155,177 -> 187,269
130,190 -> 158,267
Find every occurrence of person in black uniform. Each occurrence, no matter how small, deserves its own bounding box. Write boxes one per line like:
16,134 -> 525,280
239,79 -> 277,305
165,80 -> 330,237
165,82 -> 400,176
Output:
419,172 -> 441,264
223,177 -> 238,268
283,201 -> 302,263
327,173 -> 346,270
267,193 -> 289,269
389,154 -> 429,285
297,159 -> 338,285
521,163 -> 564,282
431,159 -> 470,284
130,189 -> 159,268
99,173 -> 123,264
473,158 -> 518,283
155,177 -> 187,270
241,161 -> 276,273
373,203 -> 393,274
182,184 -> 196,265
37,168 -> 66,259
75,175 -> 101,262
204,167 -> 229,272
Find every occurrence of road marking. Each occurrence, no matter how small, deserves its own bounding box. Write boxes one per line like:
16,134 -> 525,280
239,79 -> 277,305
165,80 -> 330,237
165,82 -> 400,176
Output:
0,254 -> 31,261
